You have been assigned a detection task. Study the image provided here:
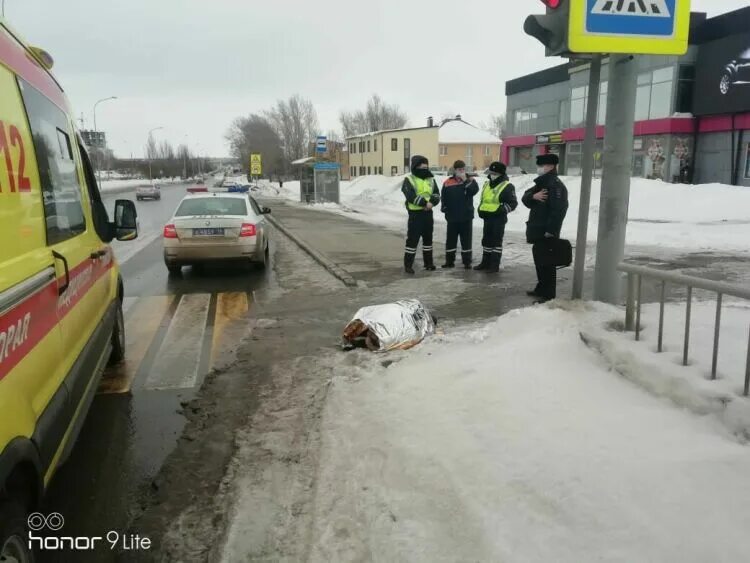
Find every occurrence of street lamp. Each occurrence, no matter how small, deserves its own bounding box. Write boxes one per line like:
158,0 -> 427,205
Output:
93,96 -> 117,185
147,126 -> 164,182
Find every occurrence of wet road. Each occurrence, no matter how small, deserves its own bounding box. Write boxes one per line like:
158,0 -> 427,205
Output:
39,182 -> 268,562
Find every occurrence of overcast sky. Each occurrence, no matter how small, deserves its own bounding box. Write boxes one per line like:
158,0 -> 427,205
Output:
6,0 -> 748,158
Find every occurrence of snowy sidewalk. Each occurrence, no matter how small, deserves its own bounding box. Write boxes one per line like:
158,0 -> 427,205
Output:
304,302 -> 750,563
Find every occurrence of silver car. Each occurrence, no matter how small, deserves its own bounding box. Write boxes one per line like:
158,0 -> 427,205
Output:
136,183 -> 161,201
163,192 -> 270,274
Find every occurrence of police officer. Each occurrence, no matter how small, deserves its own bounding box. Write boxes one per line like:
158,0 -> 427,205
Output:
440,160 -> 479,269
475,162 -> 517,273
522,153 -> 569,302
402,155 -> 440,274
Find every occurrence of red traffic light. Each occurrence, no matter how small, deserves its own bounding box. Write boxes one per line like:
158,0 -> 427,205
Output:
542,0 -> 562,7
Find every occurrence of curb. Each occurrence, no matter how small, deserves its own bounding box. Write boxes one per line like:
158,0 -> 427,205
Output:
265,214 -> 358,288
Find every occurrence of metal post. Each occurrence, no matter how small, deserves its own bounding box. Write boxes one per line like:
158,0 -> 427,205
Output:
711,293 -> 723,380
572,55 -> 602,300
658,281 -> 666,353
635,274 -> 642,342
593,54 -> 638,304
683,286 -> 692,366
744,324 -> 750,397
625,272 -> 636,331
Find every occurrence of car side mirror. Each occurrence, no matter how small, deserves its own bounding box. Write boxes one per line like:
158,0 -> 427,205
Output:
114,199 -> 138,241
261,206 -> 271,214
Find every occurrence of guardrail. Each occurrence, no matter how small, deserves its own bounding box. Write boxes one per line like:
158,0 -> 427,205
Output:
619,262 -> 750,395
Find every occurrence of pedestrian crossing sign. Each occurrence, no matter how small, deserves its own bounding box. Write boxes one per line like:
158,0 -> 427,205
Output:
250,154 -> 262,176
568,0 -> 691,55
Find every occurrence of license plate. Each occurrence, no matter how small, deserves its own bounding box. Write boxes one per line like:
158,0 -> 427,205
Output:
193,228 -> 224,236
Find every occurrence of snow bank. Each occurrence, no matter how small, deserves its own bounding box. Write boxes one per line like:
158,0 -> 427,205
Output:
308,302 -> 750,562
99,177 -> 183,193
286,174 -> 750,254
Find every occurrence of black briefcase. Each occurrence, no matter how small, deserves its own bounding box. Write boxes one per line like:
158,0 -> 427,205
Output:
537,238 -> 573,268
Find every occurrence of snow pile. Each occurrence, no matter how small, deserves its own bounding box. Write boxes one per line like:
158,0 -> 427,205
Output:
291,173 -> 750,254
308,302 -> 750,562
439,119 -> 501,144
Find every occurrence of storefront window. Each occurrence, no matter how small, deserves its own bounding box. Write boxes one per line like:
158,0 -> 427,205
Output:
597,82 -> 608,125
745,144 -> 750,180
633,67 -> 675,121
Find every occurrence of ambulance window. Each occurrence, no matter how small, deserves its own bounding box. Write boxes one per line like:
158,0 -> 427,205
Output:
17,78 -> 86,245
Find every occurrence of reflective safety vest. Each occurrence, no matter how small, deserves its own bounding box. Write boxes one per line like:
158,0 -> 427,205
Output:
406,175 -> 434,211
479,180 -> 510,213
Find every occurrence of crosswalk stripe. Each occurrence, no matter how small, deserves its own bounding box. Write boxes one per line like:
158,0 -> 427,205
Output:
211,292 -> 250,370
145,294 -> 211,390
99,295 -> 173,394
122,296 -> 138,318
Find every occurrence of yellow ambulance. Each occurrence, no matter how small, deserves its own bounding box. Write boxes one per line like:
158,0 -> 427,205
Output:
0,20 -> 137,559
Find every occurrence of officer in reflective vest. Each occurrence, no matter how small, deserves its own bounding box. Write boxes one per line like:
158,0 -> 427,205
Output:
475,161 -> 518,273
401,155 -> 441,274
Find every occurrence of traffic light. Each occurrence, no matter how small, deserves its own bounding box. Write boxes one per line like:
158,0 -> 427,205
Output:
524,0 -> 570,57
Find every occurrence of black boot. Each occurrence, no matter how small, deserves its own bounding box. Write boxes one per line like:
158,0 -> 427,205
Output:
441,250 -> 456,269
485,253 -> 500,274
404,252 -> 415,275
424,249 -> 436,271
473,251 -> 490,271
462,251 -> 473,270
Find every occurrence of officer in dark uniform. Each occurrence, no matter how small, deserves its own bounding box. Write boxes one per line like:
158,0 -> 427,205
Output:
440,160 -> 479,269
475,161 -> 518,273
522,154 -> 569,302
402,155 -> 441,274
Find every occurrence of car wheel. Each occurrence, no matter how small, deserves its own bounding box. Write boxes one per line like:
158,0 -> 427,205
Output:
258,243 -> 269,270
136,197 -> 142,201
0,500 -> 34,563
166,263 -> 182,275
719,73 -> 732,95
108,300 -> 126,365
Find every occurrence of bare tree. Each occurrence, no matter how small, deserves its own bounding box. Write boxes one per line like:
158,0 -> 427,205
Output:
225,114 -> 285,178
144,133 -> 158,161
339,94 -> 408,137
480,114 -> 506,139
264,95 -> 319,164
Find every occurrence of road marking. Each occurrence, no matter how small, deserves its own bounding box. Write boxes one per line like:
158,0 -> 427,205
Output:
210,292 -> 250,369
99,295 -> 173,394
122,296 -> 138,317
144,293 -> 211,390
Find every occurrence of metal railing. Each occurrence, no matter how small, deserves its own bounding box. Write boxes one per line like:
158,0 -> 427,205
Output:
619,262 -> 750,396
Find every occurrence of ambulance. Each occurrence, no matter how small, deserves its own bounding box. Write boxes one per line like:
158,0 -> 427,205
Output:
0,20 -> 137,560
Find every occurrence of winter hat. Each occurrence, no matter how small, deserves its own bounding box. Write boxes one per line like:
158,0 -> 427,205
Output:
410,155 -> 429,171
536,153 -> 559,166
487,161 -> 507,175
453,160 -> 466,170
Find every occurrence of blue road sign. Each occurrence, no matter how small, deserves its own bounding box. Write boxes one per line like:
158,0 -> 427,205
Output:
316,135 -> 327,153
586,0 -> 676,36
569,0 -> 690,55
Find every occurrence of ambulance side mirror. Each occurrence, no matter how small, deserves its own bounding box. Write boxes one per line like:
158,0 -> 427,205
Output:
114,200 -> 138,241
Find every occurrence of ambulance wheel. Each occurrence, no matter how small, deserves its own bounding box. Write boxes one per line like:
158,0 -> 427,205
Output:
0,500 -> 34,563
109,301 -> 126,365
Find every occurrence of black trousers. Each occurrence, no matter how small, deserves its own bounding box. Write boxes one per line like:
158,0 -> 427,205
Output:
405,210 -> 434,265
481,216 -> 506,261
444,220 -> 473,265
532,239 -> 557,299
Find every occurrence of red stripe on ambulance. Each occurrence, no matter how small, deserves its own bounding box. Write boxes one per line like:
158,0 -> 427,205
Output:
0,253 -> 114,382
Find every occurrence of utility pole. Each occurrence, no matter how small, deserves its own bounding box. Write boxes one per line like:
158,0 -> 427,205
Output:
571,55 -> 602,299
593,54 -> 638,304
93,96 -> 117,186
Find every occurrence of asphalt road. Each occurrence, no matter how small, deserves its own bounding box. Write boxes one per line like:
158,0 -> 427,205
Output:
39,182 -> 271,562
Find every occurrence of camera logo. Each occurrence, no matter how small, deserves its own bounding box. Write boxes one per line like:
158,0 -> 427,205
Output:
28,512 -> 65,532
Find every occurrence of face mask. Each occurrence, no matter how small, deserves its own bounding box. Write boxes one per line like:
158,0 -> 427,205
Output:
455,171 -> 467,179
537,167 -> 547,176
488,173 -> 499,181
414,168 -> 432,179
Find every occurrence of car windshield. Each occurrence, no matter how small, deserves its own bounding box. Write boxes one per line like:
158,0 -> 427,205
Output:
175,197 -> 247,216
